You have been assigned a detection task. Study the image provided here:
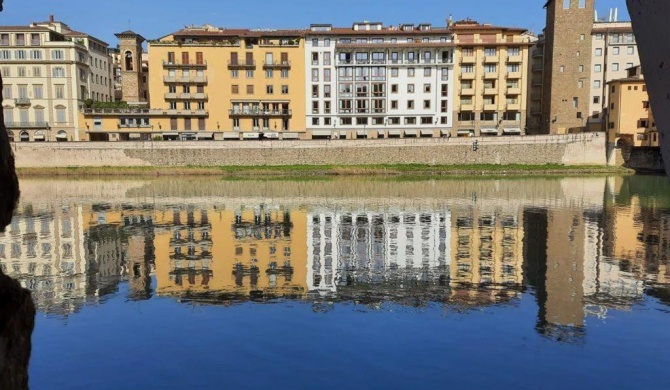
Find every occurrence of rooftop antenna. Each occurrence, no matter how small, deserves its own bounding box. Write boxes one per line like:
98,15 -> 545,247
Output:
614,8 -> 618,22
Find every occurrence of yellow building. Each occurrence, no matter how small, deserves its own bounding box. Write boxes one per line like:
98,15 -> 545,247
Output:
606,65 -> 659,147
452,20 -> 534,137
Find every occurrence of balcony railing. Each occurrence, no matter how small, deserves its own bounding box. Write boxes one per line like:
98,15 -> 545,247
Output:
532,64 -> 544,72
5,121 -> 49,129
163,60 -> 207,68
14,97 -> 31,106
163,76 -> 208,84
228,109 -> 292,117
227,60 -> 256,69
165,109 -> 208,116
263,61 -> 291,69
530,93 -> 542,101
82,108 -> 152,115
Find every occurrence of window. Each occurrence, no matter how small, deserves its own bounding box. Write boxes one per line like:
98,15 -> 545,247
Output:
576,51 -> 580,57
613,47 -> 620,55
405,117 -> 416,125
507,64 -> 520,73
30,50 -> 41,60
560,65 -> 565,73
611,86 -> 616,93
423,83 -> 431,93
281,69 -> 289,78
573,97 -> 579,108
15,50 -> 25,60
184,118 -> 192,131
183,101 -> 191,110
408,68 -> 415,77
578,65 -> 584,73
311,52 -> 319,65
324,52 -> 331,65
391,68 -> 399,77
266,85 -> 274,94
231,70 -> 239,78
198,118 -> 206,130
440,100 -> 449,113
324,38 -> 331,47
311,117 -> 319,126
643,101 -> 650,108
595,48 -> 602,56
312,68 -> 319,82
17,67 -> 25,77
423,100 -> 431,109
265,69 -> 273,78
627,62 -> 633,69
508,47 -> 520,56
231,85 -> 239,94
246,85 -> 254,94
246,70 -> 254,78
311,85 -> 319,98
2,85 -> 10,99
407,84 -> 415,93
441,84 -> 449,96
407,100 -> 415,109
484,64 -> 497,73
53,67 -> 65,77
627,46 -> 634,55
578,80 -> 583,88
33,85 -> 43,99
55,85 -> 64,99
324,85 -> 331,98
424,68 -> 431,77
0,67 -> 8,77
579,0 -> 586,8
312,101 -> 319,114
593,96 -> 600,104
484,47 -> 497,56
594,64 -> 602,73
579,34 -> 585,41
462,65 -> 474,74
391,100 -> 398,109
312,39 -> 319,47
563,0 -> 570,9
612,63 -> 619,71
56,108 -> 66,123
51,49 -> 64,60
281,85 -> 289,94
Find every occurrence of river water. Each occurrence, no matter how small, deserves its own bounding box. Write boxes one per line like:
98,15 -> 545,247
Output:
2,176 -> 669,389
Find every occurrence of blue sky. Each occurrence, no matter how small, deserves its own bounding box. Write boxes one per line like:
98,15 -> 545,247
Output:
0,0 -> 630,45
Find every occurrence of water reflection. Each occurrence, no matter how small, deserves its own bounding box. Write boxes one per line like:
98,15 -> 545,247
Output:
1,176 -> 669,342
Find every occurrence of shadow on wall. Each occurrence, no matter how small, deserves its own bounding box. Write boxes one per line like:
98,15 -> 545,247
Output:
0,2 -> 35,390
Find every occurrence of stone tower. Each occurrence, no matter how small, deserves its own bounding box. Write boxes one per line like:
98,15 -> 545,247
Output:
114,30 -> 145,104
541,0 -> 595,134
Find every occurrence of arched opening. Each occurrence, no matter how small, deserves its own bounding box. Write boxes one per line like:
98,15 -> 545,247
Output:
34,130 -> 45,142
56,130 -> 68,142
19,131 -> 30,142
124,51 -> 134,71
7,129 -> 14,142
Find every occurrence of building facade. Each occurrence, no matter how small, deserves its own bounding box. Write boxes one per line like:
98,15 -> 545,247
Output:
305,21 -> 455,139
540,0 -> 595,135
606,66 -> 659,148
0,16 -> 113,142
452,20 -> 533,137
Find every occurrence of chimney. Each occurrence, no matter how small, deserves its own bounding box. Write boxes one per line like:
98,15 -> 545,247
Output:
614,8 -> 618,22
609,8 -> 613,22
49,14 -> 54,23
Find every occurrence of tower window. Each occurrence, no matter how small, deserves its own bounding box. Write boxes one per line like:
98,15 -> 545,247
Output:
579,0 -> 586,8
563,0 -> 570,9
124,51 -> 133,71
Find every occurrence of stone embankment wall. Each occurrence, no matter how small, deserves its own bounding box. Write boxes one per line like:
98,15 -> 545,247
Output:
13,133 -> 607,168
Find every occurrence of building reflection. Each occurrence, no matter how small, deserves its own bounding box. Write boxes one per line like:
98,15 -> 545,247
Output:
0,176 -> 668,341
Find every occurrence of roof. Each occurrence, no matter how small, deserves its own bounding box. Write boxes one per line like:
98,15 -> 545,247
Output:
451,22 -> 527,34
169,28 -> 305,39
0,25 -> 50,32
115,30 -> 146,42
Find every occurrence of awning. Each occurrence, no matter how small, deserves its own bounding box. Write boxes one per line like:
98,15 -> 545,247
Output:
223,132 -> 240,139
162,132 -> 179,136
242,132 -> 260,139
377,130 -> 385,136
440,130 -> 451,136
357,129 -> 367,136
388,130 -> 402,136
129,133 -> 142,139
197,133 -> 215,140
55,133 -> 68,139
404,130 -> 418,136
420,129 -> 433,136
457,129 -> 474,135
340,130 -> 348,137
312,130 -> 332,137
481,128 -> 498,134
264,132 -> 279,139
503,128 -> 521,135
34,131 -> 45,140
282,132 -> 300,139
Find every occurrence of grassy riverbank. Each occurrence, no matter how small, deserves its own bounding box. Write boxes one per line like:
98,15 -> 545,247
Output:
17,164 -> 632,177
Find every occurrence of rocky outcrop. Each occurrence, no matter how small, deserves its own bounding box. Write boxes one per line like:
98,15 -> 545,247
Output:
627,0 -> 670,178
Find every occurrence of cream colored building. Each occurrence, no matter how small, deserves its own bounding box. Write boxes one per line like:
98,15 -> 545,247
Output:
452,20 -> 533,137
1,16 -> 113,142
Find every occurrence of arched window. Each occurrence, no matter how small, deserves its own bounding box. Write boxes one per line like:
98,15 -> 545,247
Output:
56,130 -> 68,142
20,131 -> 30,142
125,51 -> 134,71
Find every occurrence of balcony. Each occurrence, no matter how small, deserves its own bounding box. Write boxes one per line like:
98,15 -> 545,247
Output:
484,88 -> 498,95
506,103 -> 521,110
228,109 -> 292,117
460,88 -> 475,95
506,71 -> 522,79
163,76 -> 208,84
14,97 -> 31,106
483,103 -> 498,111
263,61 -> 291,69
460,73 -> 476,80
436,57 -> 454,64
5,121 -> 49,129
460,56 -> 476,64
193,93 -> 208,100
165,109 -> 208,117
532,64 -> 543,72
532,49 -> 543,58
460,103 -> 474,111
507,87 -> 521,95
483,55 -> 500,63
530,92 -> 542,101
227,60 -> 256,69
163,60 -> 207,68
83,108 -> 152,115
483,72 -> 499,79
507,55 -> 522,63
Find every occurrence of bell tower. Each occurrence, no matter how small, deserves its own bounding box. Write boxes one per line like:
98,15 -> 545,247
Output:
115,30 -> 145,104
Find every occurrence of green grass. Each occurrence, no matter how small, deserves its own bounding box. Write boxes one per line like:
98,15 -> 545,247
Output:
17,163 -> 632,178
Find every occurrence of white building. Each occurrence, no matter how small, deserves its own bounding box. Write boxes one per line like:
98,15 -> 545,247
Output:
0,16 -> 113,142
305,22 -> 455,139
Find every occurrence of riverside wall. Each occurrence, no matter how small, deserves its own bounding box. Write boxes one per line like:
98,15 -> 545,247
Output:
12,133 -> 607,168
